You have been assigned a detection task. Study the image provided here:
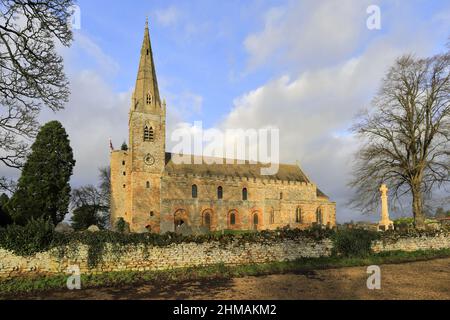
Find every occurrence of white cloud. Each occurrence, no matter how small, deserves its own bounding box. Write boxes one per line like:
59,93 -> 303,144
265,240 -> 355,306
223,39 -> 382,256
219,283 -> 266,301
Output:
39,70 -> 130,187
74,33 -> 120,75
154,6 -> 182,28
244,0 -> 372,71
220,1 -> 450,222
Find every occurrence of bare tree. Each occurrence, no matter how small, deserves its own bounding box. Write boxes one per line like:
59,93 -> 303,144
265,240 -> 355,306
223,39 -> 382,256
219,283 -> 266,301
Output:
98,166 -> 110,211
71,185 -> 109,230
70,167 -> 111,229
0,0 -> 74,188
350,51 -> 450,229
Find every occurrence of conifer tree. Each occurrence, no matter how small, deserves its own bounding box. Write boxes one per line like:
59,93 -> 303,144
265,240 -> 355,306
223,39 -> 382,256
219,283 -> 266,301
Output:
7,121 -> 75,225
0,194 -> 12,227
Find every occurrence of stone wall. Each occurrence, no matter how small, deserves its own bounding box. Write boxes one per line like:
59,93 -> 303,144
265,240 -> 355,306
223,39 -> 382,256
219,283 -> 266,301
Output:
0,233 -> 448,279
372,234 -> 450,253
0,238 -> 333,278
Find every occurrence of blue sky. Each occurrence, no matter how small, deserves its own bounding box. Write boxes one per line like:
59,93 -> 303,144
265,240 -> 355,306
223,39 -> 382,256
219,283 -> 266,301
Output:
65,0 -> 450,127
3,0 -> 449,223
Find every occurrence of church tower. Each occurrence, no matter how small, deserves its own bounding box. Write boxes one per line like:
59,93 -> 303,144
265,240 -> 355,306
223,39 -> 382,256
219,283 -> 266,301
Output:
126,19 -> 166,233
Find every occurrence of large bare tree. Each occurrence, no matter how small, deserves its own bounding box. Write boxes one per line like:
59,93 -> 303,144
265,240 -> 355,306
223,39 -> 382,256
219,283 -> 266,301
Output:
70,167 -> 110,229
350,50 -> 450,229
0,0 -> 75,190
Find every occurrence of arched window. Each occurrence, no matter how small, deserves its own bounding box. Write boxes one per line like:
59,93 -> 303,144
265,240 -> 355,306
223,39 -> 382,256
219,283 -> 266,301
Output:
242,188 -> 248,201
192,184 -> 198,199
230,212 -> 236,225
270,211 -> 275,224
316,208 -> 323,225
146,181 -> 150,189
144,126 -> 154,142
218,186 -> 223,200
280,192 -> 283,200
146,92 -> 152,104
203,212 -> 211,228
253,213 -> 259,230
296,207 -> 302,223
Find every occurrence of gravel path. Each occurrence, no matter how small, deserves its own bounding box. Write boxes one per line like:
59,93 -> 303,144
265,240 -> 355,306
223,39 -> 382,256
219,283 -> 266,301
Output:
8,258 -> 450,300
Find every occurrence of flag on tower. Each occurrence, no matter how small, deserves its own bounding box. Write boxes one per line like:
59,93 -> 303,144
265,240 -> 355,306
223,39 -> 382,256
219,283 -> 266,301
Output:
109,138 -> 114,152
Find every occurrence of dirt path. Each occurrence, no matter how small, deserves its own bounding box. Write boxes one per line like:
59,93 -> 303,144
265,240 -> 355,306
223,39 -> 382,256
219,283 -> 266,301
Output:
9,258 -> 450,300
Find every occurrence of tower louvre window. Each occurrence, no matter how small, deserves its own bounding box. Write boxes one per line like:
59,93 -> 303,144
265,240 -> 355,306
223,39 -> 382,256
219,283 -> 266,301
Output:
146,93 -> 152,104
144,126 -> 154,142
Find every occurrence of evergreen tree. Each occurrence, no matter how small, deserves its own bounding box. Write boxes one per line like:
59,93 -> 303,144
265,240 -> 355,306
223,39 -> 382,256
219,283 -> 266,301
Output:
0,193 -> 12,227
7,121 -> 75,225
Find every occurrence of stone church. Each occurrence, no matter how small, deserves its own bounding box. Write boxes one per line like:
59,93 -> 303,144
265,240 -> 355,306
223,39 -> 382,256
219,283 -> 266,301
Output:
110,22 -> 336,234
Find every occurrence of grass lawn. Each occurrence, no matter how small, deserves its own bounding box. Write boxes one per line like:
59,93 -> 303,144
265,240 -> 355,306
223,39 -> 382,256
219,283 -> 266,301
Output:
1,248 -> 449,297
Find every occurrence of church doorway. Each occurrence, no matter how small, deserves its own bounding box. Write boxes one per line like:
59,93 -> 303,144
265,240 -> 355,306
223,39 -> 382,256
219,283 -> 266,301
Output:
174,209 -> 189,231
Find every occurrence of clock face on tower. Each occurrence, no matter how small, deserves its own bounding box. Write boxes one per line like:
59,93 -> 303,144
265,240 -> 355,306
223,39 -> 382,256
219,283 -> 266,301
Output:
144,154 -> 155,166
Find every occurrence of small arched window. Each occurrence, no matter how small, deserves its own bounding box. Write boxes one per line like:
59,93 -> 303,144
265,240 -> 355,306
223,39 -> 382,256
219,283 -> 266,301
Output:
280,192 -> 283,200
316,208 -> 323,225
146,92 -> 152,104
146,181 -> 150,189
242,188 -> 248,201
253,213 -> 259,230
192,185 -> 198,199
218,186 -> 223,200
230,212 -> 236,225
296,207 -> 302,223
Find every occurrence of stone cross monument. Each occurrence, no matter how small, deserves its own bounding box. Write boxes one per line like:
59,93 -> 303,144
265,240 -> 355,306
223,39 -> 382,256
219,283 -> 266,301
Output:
378,184 -> 394,231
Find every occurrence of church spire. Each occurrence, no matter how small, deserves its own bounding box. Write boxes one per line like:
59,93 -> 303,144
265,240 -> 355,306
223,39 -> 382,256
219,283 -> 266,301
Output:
133,18 -> 160,112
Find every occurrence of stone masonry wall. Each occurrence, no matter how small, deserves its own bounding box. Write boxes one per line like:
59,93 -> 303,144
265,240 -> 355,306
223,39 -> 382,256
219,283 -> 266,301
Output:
0,238 -> 332,278
372,234 -> 450,253
0,234 -> 449,279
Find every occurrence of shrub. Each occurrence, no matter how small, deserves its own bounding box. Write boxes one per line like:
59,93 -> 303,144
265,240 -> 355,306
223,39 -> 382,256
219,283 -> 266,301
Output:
0,218 -> 54,256
331,229 -> 379,257
115,218 -> 129,233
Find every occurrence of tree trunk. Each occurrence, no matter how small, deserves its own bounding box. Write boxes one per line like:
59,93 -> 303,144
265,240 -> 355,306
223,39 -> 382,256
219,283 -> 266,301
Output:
412,186 -> 425,230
